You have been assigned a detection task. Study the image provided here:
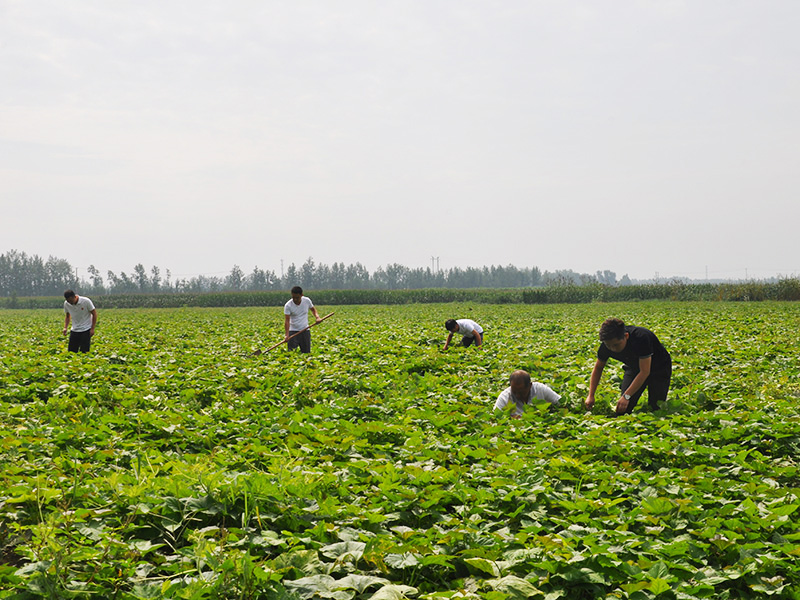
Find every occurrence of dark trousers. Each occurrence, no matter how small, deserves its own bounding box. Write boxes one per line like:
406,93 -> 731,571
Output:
288,329 -> 311,353
620,363 -> 672,413
461,332 -> 485,347
68,330 -> 92,353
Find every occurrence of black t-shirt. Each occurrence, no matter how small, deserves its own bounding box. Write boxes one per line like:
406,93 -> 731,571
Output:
597,326 -> 671,373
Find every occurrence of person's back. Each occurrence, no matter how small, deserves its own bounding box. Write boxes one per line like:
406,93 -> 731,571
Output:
494,370 -> 560,418
443,318 -> 484,349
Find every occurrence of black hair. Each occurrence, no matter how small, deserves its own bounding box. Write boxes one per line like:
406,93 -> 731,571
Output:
64,290 -> 76,299
444,319 -> 457,332
291,286 -> 303,295
599,318 -> 626,341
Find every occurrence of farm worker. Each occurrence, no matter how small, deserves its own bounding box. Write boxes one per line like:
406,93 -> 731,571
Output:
284,286 -> 322,353
62,290 -> 97,353
443,318 -> 483,350
494,370 -> 561,418
585,318 -> 672,415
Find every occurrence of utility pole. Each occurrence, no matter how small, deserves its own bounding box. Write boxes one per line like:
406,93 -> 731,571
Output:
280,259 -> 284,279
705,266 -> 708,281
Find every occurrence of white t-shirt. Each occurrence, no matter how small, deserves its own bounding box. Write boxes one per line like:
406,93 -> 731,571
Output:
64,296 -> 96,332
494,382 -> 561,416
456,319 -> 483,337
284,296 -> 314,331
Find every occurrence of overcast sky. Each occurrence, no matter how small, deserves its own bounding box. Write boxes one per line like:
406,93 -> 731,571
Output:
2,1 -> 798,281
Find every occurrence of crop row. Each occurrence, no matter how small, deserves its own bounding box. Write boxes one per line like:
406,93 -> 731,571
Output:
3,279 -> 800,310
1,302 -> 799,598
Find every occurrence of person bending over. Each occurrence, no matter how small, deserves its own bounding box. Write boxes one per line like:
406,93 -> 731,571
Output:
494,370 -> 560,418
585,318 -> 672,415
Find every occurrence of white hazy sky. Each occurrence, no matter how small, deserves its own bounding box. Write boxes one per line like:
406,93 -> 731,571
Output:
2,0 -> 798,281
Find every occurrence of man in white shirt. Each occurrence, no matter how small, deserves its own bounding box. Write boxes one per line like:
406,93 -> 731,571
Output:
283,286 -> 322,353
443,318 -> 483,350
494,370 -> 560,418
62,290 -> 98,353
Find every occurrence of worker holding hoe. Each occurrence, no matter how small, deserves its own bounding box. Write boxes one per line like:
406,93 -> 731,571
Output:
284,286 -> 322,353
443,318 -> 483,350
585,317 -> 672,415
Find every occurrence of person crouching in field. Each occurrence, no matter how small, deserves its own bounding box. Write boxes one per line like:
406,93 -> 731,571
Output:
585,318 -> 672,415
62,290 -> 97,353
284,286 -> 322,353
443,318 -> 483,350
494,370 -> 561,418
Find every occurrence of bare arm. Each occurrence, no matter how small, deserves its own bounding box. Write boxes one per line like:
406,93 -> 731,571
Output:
284,314 -> 291,340
443,332 -> 454,351
473,330 -> 483,347
311,305 -> 322,322
63,313 -> 71,335
585,359 -> 606,410
616,357 -> 651,415
89,309 -> 97,336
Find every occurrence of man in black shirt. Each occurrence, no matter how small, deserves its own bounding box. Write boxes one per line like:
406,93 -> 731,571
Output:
585,318 -> 672,415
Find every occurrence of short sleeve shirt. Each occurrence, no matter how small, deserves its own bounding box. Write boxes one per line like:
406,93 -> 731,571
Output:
284,296 -> 314,331
597,326 -> 671,373
64,296 -> 96,332
494,382 -> 561,416
456,319 -> 483,337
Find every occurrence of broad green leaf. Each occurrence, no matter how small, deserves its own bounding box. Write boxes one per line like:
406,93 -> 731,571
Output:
335,574 -> 391,593
385,553 -> 420,568
464,558 -> 501,577
769,503 -> 798,517
367,584 -> 419,600
284,574 -> 337,597
486,576 -> 543,600
321,541 -> 367,561
649,578 -> 671,595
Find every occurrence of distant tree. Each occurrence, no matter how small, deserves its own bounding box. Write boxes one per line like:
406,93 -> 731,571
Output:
45,256 -> 74,293
249,266 -> 268,290
329,262 -> 345,289
315,263 -> 331,289
151,266 -> 161,292
133,264 -> 148,292
118,271 -> 134,293
345,263 -> 370,289
106,271 -> 120,292
284,263 -> 298,288
529,266 -> 543,286
596,270 -> 617,286
87,265 -> 104,292
300,257 -> 315,289
227,265 -> 244,290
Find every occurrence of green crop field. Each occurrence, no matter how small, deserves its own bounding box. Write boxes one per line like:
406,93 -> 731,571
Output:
1,302 -> 799,599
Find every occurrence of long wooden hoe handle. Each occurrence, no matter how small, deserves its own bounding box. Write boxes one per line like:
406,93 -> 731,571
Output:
257,312 -> 335,354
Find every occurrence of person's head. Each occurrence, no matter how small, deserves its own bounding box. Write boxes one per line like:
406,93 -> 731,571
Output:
64,290 -> 79,305
444,319 -> 459,332
509,370 -> 532,398
290,286 -> 303,304
599,318 -> 628,352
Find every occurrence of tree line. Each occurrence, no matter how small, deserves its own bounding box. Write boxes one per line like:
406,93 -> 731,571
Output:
0,250 -> 628,297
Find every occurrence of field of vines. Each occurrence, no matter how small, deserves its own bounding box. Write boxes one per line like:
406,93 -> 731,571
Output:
1,302 -> 799,599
